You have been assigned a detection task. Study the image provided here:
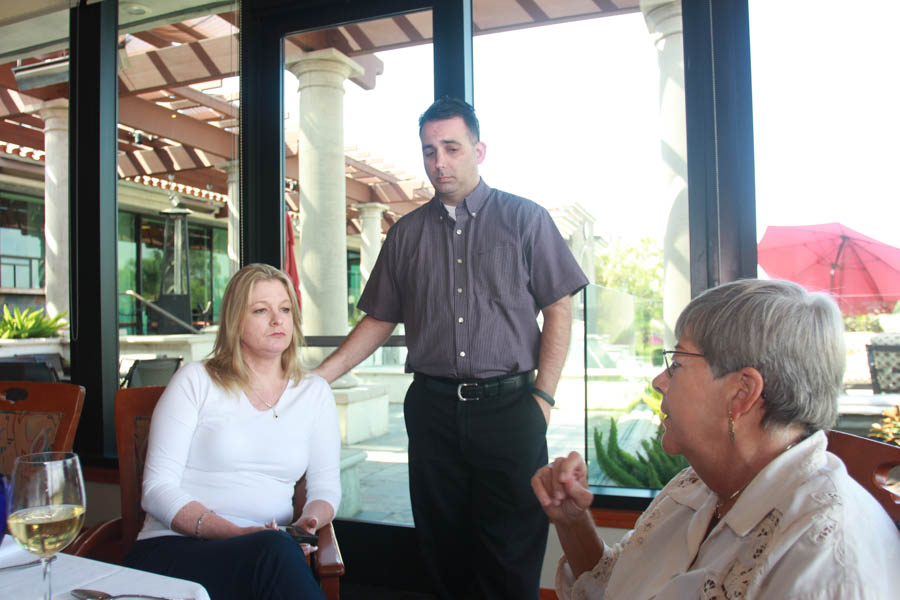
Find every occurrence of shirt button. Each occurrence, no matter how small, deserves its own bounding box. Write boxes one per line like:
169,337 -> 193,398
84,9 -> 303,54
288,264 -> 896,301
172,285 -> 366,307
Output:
459,351 -> 466,357
471,212 -> 476,217
457,258 -> 463,264
458,317 -> 464,323
457,288 -> 463,294
456,229 -> 462,235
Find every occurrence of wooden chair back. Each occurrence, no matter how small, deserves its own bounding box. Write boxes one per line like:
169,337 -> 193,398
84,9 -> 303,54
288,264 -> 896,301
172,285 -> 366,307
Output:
0,381 -> 85,475
827,429 -> 900,522
115,385 -> 166,544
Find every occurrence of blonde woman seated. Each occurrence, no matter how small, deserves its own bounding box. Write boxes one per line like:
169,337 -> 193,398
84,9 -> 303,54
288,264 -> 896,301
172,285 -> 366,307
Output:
533,279 -> 900,600
125,264 -> 340,600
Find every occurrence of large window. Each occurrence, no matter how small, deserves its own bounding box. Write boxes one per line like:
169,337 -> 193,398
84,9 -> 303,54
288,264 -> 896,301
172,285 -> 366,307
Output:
273,3 -> 690,524
750,0 -> 900,436
473,5 -> 688,497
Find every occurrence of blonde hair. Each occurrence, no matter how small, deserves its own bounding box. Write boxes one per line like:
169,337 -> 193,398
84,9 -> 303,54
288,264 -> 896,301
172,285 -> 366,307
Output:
205,263 -> 304,393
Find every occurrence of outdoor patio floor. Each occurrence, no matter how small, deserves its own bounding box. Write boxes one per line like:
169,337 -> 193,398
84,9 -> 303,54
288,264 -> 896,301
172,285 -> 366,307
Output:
345,399 -> 588,525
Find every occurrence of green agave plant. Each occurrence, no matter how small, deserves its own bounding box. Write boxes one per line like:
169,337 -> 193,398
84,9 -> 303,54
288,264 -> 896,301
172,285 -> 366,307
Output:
0,305 -> 68,339
593,416 -> 688,489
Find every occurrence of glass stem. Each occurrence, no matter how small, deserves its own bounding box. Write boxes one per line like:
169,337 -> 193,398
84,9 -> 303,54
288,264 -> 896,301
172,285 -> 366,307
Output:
41,556 -> 52,600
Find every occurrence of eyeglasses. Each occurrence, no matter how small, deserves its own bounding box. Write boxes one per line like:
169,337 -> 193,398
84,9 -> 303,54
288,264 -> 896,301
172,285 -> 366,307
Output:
662,350 -> 705,377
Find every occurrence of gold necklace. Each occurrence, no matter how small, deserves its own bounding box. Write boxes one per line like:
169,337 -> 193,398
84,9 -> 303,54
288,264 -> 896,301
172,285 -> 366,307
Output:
715,439 -> 801,519
715,484 -> 747,519
251,375 -> 289,420
258,396 -> 278,419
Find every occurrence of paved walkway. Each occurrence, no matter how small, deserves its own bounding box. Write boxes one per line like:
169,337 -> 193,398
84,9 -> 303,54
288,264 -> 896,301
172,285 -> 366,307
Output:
345,400 -> 587,525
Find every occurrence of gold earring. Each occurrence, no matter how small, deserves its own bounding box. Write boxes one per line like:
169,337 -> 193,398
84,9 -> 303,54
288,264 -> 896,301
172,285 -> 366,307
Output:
728,411 -> 735,442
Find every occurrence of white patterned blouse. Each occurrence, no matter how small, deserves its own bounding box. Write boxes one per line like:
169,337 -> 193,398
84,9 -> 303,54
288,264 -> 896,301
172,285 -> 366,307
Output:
557,431 -> 900,600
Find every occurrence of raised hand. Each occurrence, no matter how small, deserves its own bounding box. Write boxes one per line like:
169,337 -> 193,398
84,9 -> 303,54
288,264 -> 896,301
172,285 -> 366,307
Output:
531,451 -> 593,524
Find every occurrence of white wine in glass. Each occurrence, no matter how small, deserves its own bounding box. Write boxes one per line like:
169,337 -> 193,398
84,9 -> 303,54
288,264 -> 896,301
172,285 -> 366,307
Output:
7,452 -> 86,600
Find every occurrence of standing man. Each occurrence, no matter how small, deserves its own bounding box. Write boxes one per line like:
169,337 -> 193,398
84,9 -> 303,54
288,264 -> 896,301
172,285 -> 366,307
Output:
313,97 -> 588,599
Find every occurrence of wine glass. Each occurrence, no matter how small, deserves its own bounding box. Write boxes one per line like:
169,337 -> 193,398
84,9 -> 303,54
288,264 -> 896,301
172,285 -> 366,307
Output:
6,452 -> 86,600
0,473 -> 8,536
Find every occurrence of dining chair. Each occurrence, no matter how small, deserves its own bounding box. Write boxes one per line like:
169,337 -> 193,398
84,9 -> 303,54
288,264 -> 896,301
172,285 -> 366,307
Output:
67,385 -> 345,599
0,380 -> 85,476
826,429 -> 900,523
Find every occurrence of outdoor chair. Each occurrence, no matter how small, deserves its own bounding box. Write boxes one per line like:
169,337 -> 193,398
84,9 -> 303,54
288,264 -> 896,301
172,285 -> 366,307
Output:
67,386 -> 345,599
0,380 -> 85,476
119,356 -> 182,388
0,357 -> 59,382
826,429 -> 900,524
7,353 -> 67,381
866,333 -> 900,394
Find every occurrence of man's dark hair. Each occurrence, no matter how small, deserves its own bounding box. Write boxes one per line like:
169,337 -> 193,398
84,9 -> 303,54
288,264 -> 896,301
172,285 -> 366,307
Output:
418,96 -> 480,142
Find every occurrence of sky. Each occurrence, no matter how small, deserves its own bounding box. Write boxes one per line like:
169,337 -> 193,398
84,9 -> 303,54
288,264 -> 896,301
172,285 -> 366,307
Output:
333,1 -> 900,251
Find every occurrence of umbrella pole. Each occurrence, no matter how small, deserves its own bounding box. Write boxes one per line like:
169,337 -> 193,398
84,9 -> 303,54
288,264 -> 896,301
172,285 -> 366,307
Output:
829,235 -> 850,296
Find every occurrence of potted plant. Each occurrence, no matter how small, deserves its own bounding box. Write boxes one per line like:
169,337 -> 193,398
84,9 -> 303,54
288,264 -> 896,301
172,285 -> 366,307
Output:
0,306 -> 69,360
0,306 -> 68,339
868,405 -> 900,446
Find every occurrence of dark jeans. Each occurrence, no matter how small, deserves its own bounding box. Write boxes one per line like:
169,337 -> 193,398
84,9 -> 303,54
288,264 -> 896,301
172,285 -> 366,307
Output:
124,530 -> 325,600
404,378 -> 549,600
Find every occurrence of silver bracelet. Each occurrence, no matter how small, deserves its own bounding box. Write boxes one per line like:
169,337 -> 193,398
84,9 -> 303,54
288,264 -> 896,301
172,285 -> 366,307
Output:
195,509 -> 215,538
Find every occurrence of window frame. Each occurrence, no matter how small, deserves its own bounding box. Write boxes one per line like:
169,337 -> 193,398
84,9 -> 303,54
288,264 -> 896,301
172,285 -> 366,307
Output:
240,0 -> 758,512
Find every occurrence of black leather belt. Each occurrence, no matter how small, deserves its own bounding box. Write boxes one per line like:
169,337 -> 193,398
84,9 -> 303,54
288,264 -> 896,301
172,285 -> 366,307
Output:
414,371 -> 535,401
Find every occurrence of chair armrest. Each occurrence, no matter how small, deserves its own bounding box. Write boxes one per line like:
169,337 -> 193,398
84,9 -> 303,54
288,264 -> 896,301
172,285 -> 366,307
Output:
312,521 -> 344,578
65,518 -> 130,565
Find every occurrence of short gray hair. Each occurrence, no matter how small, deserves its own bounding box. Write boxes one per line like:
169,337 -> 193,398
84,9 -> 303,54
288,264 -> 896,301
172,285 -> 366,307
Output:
675,279 -> 845,432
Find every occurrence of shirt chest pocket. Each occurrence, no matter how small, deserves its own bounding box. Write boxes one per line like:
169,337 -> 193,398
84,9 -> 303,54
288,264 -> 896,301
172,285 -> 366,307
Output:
474,243 -> 525,304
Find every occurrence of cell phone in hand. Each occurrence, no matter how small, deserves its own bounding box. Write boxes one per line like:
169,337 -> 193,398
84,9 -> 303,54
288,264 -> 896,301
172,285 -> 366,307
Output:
282,525 -> 319,545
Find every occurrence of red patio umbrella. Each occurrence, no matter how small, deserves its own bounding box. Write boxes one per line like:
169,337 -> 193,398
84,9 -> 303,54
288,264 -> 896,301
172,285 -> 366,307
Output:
283,214 -> 302,308
757,222 -> 900,315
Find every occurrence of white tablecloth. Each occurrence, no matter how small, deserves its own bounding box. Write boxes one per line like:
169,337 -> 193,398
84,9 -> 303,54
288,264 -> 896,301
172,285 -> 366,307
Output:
0,535 -> 210,599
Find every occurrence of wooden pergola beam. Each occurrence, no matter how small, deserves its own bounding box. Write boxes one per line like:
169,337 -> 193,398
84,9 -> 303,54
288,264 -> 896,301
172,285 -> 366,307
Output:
119,94 -> 236,159
117,144 -> 227,178
0,120 -> 44,150
168,85 -> 237,118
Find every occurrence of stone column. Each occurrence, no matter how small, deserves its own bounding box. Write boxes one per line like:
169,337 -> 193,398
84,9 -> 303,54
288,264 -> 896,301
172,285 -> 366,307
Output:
39,99 -> 70,323
642,0 -> 691,347
353,202 -> 388,290
223,161 -> 240,276
286,49 -> 363,366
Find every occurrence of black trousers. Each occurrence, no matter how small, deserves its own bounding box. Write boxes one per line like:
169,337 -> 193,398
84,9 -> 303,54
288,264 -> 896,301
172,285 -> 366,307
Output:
404,376 -> 549,600
124,530 -> 324,600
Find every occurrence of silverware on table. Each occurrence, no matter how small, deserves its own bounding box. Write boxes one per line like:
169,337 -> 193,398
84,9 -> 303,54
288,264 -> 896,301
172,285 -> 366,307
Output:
70,588 -> 192,600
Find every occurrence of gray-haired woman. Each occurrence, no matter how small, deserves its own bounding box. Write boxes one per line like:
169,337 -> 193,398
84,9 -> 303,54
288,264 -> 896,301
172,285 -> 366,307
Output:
532,279 -> 900,599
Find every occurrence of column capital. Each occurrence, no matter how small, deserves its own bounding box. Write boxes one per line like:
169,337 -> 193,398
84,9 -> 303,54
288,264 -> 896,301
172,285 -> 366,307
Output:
38,98 -> 70,131
222,160 -> 240,186
286,48 -> 364,91
641,0 -> 683,44
353,202 -> 389,215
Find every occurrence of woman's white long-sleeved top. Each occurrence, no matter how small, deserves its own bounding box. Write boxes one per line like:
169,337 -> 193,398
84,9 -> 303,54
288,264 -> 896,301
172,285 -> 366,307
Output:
138,361 -> 341,540
557,431 -> 900,600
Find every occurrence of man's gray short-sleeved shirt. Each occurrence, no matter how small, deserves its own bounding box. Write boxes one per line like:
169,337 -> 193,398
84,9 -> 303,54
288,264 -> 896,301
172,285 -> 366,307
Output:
358,179 -> 588,379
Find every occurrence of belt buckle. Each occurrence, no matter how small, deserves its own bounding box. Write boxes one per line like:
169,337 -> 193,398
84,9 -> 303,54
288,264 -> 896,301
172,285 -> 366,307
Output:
457,382 -> 478,401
